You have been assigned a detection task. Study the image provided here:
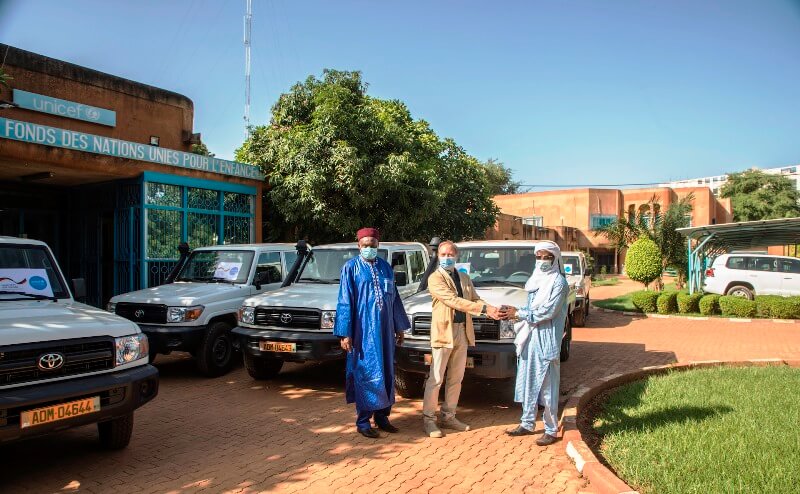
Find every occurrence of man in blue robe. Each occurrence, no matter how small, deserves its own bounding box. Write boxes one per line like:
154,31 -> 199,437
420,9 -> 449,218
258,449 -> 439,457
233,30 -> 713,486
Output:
334,227 -> 410,439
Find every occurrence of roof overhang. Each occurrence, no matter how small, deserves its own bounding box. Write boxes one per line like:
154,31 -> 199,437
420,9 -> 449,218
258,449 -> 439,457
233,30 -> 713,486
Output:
678,217 -> 800,252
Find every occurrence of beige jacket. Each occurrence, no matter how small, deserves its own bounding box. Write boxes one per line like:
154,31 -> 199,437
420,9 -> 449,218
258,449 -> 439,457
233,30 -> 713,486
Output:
427,267 -> 488,348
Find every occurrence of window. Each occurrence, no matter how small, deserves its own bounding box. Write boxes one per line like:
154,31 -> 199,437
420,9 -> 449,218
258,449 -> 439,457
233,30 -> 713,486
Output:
780,258 -> 800,274
562,255 -> 581,276
522,216 -> 543,227
408,250 -> 426,282
391,251 -> 409,277
748,257 -> 776,272
0,244 -> 69,298
255,251 -> 283,284
725,256 -> 747,270
590,215 -> 617,230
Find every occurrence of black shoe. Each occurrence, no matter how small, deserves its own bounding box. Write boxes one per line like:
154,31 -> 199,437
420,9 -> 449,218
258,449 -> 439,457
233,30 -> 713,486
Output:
506,425 -> 535,437
536,433 -> 558,446
376,421 -> 399,433
357,427 -> 380,439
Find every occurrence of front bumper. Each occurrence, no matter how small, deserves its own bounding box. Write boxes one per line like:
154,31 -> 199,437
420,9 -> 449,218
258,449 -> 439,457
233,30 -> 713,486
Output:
233,326 -> 345,363
0,365 -> 159,443
139,325 -> 207,354
395,338 -> 517,379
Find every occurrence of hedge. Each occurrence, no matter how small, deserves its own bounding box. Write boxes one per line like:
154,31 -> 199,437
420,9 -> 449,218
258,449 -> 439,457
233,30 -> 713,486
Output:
755,295 -> 800,319
699,294 -> 721,316
631,291 -> 659,313
657,291 -> 679,315
677,291 -> 704,314
719,295 -> 757,318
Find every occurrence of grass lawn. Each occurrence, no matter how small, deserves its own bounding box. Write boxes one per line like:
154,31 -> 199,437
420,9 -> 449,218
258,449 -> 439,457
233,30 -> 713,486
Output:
592,277 -> 621,287
594,366 -> 800,494
592,292 -> 641,312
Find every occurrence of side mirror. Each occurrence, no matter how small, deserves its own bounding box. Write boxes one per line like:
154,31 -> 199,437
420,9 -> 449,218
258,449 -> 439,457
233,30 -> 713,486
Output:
253,270 -> 269,290
71,278 -> 87,301
395,271 -> 408,287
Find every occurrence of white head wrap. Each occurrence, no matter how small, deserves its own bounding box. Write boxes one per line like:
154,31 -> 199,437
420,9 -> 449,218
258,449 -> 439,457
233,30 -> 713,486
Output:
523,240 -> 564,307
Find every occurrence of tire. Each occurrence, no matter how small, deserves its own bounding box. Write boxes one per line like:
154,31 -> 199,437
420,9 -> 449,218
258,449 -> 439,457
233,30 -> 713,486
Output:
560,316 -> 572,362
395,368 -> 425,398
585,296 -> 590,317
573,303 -> 586,327
196,321 -> 235,377
243,352 -> 283,380
98,413 -> 134,450
148,352 -> 158,364
726,285 -> 754,300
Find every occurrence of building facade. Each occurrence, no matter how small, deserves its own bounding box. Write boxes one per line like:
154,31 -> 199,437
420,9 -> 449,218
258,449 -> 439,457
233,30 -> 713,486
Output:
660,165 -> 799,196
0,44 -> 264,307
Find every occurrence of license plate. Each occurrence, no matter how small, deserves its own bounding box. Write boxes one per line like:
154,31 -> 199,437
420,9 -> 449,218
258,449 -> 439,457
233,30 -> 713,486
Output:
21,396 -> 100,429
259,341 -> 296,352
424,354 -> 475,369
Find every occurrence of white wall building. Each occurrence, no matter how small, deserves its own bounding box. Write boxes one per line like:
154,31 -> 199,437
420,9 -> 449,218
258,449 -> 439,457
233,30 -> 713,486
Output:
660,165 -> 799,196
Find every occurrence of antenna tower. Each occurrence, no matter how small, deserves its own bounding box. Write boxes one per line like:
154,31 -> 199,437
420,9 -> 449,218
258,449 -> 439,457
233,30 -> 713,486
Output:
244,0 -> 252,138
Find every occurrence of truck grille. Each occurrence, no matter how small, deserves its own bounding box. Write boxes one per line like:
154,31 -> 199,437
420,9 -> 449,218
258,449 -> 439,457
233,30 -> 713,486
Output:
254,308 -> 321,329
115,303 -> 167,324
0,337 -> 115,386
412,314 -> 500,340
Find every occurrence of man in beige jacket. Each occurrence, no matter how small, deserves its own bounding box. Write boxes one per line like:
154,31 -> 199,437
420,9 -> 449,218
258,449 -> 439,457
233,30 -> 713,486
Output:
423,240 -> 501,437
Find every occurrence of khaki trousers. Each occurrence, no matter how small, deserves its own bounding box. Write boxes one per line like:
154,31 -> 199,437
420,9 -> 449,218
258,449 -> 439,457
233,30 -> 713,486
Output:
423,323 -> 467,421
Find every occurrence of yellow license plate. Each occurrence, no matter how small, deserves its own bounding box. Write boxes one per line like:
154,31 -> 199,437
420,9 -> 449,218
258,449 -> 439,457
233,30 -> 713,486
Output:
21,396 -> 100,429
259,341 -> 296,352
424,354 -> 475,369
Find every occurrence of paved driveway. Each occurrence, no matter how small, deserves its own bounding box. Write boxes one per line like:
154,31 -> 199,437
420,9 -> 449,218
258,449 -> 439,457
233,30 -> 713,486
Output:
3,279 -> 800,493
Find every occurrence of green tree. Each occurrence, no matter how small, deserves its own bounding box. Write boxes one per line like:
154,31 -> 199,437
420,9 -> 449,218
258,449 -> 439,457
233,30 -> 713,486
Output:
0,67 -> 12,88
720,169 -> 800,221
236,69 -> 498,243
594,216 -> 638,274
483,158 -> 521,195
625,237 -> 663,288
190,142 -> 214,157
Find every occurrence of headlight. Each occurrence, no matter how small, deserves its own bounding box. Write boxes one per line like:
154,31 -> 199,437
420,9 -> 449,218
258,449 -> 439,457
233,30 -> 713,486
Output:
106,302 -> 116,314
115,334 -> 148,365
167,305 -> 204,323
239,306 -> 255,324
499,319 -> 516,339
320,310 -> 336,329
404,314 -> 414,334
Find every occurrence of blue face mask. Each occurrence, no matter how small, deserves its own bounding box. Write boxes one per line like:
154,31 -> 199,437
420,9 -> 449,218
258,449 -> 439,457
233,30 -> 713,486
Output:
439,257 -> 456,270
360,247 -> 378,260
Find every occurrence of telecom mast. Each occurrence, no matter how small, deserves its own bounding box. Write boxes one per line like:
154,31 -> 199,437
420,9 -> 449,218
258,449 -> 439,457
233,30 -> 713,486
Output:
244,0 -> 252,138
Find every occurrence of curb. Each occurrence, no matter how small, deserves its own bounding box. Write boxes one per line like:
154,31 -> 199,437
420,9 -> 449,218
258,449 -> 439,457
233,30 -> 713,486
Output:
558,358 -> 800,494
593,307 -> 799,324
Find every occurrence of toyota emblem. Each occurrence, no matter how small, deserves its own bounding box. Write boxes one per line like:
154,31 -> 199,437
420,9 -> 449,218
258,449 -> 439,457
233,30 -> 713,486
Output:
38,353 -> 65,371
280,313 -> 293,324
134,309 -> 145,318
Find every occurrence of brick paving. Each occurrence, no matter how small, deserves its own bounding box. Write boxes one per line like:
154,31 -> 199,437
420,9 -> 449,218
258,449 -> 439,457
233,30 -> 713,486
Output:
3,278 -> 800,493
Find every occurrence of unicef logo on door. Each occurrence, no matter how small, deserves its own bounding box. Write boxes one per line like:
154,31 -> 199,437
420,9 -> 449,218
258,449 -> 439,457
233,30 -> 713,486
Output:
29,276 -> 48,291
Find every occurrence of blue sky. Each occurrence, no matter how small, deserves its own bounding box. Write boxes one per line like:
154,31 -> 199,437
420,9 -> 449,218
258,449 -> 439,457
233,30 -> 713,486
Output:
2,0 -> 799,189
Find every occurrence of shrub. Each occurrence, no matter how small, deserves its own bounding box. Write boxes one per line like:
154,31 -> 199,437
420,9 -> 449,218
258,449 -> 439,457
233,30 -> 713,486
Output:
625,238 -> 663,287
677,291 -> 704,314
657,291 -> 679,314
719,296 -> 757,318
600,265 -> 608,276
756,295 -> 800,319
631,291 -> 659,313
699,294 -> 720,315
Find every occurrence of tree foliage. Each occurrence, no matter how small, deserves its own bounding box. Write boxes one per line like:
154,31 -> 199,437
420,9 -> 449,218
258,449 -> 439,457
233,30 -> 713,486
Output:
720,169 -> 800,222
236,70 -> 499,243
190,142 -> 214,157
483,158 -> 521,195
0,67 -> 11,88
625,237 -> 663,288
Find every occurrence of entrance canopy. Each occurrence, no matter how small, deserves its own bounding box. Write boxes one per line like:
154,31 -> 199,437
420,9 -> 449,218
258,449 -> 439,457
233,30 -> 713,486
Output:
678,217 -> 800,294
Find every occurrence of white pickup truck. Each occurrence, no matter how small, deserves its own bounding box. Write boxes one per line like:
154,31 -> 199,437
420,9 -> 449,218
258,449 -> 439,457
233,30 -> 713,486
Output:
0,236 -> 158,449
234,242 -> 429,379
109,243 -> 299,376
394,240 -> 577,397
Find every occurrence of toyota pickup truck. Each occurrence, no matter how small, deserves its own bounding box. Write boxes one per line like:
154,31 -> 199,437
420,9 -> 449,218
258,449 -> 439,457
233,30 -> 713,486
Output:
109,243 -> 298,376
233,242 -> 429,380
394,240 -> 577,397
562,251 -> 591,327
1,236 -> 158,449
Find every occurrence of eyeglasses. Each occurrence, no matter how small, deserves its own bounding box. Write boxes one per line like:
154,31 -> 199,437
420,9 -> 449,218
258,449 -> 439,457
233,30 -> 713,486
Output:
535,255 -> 555,260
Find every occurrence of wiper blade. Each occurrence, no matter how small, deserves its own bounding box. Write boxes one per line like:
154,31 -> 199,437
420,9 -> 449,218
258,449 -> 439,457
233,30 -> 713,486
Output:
473,280 -> 522,287
298,278 -> 339,284
0,290 -> 57,302
209,277 -> 235,284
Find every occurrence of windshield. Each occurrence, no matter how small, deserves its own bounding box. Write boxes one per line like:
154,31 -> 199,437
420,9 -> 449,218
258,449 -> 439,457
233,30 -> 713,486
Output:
0,243 -> 69,299
176,250 -> 255,283
298,248 -> 388,283
562,256 -> 581,276
456,248 -> 536,287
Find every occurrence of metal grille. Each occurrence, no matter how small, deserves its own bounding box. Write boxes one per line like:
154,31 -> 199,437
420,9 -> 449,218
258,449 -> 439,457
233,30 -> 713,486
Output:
146,183 -> 182,207
0,337 -> 115,386
411,314 -> 499,340
114,203 -> 141,296
115,303 -> 167,324
253,308 -> 321,329
147,209 -> 182,259
147,260 -> 178,288
188,188 -> 219,211
188,212 -> 219,248
224,216 -> 251,245
224,192 -> 252,214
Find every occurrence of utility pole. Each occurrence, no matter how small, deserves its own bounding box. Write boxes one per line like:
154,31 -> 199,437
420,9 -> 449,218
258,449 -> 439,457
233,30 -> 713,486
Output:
243,0 -> 252,138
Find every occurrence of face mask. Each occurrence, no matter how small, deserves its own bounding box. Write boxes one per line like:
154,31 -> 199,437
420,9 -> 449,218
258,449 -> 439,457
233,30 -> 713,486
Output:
536,260 -> 553,272
360,247 -> 378,260
439,257 -> 456,270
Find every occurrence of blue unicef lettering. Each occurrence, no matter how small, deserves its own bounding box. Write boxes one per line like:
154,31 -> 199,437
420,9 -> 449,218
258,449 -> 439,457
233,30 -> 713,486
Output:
230,266 -> 239,276
29,276 -> 48,291
13,89 -> 116,127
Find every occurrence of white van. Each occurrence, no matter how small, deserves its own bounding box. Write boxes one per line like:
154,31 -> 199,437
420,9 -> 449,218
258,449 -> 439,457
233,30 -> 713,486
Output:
233,242 -> 429,379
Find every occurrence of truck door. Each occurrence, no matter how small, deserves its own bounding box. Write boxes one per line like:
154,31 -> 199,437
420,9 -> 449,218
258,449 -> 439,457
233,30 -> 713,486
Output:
251,251 -> 285,294
779,258 -> 800,296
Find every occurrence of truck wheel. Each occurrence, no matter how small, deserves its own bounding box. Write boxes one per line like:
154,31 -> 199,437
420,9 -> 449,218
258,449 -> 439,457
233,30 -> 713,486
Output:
98,413 -> 134,450
726,285 -> 754,300
196,321 -> 235,377
560,317 -> 572,362
573,304 -> 586,327
243,352 -> 283,379
395,369 -> 425,398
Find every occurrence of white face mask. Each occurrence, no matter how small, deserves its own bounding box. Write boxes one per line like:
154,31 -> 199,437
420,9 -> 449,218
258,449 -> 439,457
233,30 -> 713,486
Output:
535,260 -> 552,272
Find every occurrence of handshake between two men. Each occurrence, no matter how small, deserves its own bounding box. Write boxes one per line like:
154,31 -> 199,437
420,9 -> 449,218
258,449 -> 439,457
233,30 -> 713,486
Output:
483,304 -> 518,321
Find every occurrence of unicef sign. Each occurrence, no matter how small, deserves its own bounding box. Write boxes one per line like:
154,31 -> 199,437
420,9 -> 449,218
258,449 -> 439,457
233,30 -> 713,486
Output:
13,89 -> 116,127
